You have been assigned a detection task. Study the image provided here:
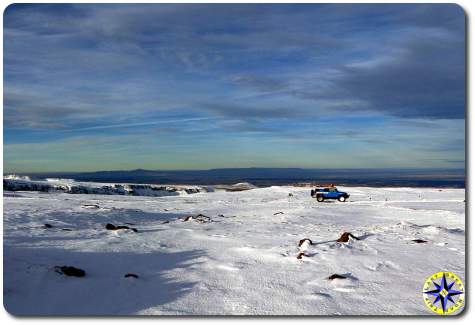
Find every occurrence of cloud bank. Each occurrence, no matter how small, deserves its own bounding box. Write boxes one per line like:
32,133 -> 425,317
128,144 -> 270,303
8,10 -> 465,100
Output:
3,4 -> 465,172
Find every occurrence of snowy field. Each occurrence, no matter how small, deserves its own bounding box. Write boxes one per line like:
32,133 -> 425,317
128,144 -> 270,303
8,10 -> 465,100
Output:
3,186 -> 465,315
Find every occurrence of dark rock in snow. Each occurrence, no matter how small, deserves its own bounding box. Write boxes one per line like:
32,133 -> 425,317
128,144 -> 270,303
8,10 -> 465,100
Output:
82,204 -> 100,209
195,214 -> 211,223
105,223 -> 138,232
43,224 -> 53,228
336,232 -> 360,243
328,274 -> 347,280
412,239 -> 428,243
273,212 -> 284,215
105,223 -> 117,230
62,228 -> 73,231
124,273 -> 139,279
117,226 -> 138,232
182,214 -> 211,223
55,266 -> 86,277
297,252 -> 308,259
298,238 -> 313,247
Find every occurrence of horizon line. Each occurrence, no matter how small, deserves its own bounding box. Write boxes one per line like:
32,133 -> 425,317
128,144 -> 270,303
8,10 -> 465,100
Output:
3,166 -> 466,175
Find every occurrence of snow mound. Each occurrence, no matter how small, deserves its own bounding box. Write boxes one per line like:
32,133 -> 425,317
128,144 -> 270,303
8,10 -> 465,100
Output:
4,174 -> 31,181
214,182 -> 258,191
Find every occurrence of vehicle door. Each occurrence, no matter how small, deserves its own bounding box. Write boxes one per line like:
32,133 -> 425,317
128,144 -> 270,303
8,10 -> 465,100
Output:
327,188 -> 339,198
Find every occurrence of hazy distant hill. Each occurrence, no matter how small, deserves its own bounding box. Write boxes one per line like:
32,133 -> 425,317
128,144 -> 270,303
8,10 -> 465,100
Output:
9,168 -> 465,188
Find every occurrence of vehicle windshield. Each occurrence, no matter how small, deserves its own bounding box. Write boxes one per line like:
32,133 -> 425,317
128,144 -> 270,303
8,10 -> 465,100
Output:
329,188 -> 338,192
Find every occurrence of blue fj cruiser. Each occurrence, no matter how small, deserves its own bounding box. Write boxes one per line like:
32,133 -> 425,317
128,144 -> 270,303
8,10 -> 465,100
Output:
311,187 -> 350,202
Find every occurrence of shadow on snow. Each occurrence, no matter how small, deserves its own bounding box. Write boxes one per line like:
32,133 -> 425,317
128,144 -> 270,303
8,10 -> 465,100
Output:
4,246 -> 205,315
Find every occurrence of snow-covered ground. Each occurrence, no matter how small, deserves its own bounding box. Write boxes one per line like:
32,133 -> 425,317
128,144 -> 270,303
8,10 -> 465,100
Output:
3,186 -> 465,315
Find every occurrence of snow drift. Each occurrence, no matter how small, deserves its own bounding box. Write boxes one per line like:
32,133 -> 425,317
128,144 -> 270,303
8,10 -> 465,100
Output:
3,178 -> 207,197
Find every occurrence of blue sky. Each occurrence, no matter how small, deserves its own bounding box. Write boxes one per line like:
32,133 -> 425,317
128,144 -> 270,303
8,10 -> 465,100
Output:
3,4 -> 465,172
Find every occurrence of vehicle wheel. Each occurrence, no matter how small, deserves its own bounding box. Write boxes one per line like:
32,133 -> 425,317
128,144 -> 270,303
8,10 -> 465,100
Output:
317,195 -> 324,202
338,196 -> 346,202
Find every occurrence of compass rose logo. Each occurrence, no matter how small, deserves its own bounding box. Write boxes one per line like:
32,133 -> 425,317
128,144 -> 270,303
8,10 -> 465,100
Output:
423,271 -> 464,315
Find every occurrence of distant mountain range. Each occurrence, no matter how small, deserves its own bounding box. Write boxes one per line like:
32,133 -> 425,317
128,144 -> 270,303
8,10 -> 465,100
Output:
6,168 -> 465,188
